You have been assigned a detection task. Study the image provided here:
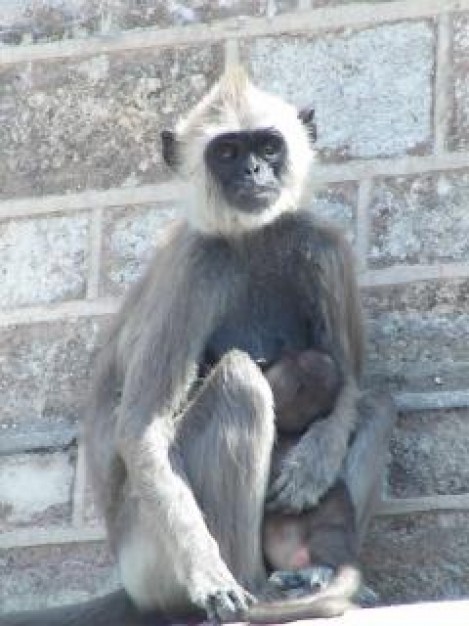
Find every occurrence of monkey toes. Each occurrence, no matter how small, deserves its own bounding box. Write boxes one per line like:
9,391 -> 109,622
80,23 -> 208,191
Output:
205,588 -> 253,623
189,568 -> 253,622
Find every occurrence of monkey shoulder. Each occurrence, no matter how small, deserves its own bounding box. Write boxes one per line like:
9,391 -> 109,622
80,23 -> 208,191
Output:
106,223 -> 236,356
275,210 -> 353,270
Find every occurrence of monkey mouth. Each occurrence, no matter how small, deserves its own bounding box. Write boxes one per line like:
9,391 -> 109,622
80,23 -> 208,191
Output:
227,184 -> 280,212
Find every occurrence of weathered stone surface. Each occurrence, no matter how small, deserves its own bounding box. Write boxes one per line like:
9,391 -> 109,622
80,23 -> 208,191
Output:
0,449 -> 75,531
388,408 -> 469,498
0,542 -> 118,613
449,13 -> 469,152
101,204 -> 179,295
0,419 -> 77,455
0,213 -> 89,309
0,45 -> 223,198
363,279 -> 469,392
362,279 -> 469,317
244,21 -> 434,160
365,312 -> 469,392
369,172 -> 469,267
83,477 -> 103,527
0,1 -> 296,45
0,317 -> 106,426
307,182 -> 357,240
362,512 -> 469,604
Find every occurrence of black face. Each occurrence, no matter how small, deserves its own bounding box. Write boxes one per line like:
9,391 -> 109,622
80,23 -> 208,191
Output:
204,129 -> 287,213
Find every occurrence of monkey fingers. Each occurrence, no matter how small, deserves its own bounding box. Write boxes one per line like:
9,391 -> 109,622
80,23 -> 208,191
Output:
266,466 -> 312,513
189,562 -> 255,623
267,419 -> 349,512
270,567 -> 379,609
205,588 -> 254,623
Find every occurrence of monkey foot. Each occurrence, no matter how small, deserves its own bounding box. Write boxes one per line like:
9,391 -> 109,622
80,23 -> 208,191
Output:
268,565 -> 335,597
269,566 -> 379,607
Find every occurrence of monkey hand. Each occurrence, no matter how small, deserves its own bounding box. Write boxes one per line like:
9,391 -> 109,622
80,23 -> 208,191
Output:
267,418 -> 348,513
189,563 -> 255,622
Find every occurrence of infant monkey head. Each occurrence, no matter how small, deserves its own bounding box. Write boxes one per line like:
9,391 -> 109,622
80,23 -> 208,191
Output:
161,66 -> 317,234
265,349 -> 342,434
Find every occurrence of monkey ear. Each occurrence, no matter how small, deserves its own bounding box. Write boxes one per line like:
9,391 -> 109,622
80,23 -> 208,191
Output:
161,130 -> 180,168
298,107 -> 317,143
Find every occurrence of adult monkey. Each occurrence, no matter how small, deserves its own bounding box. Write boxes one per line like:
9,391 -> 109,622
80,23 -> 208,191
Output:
0,67 -> 396,626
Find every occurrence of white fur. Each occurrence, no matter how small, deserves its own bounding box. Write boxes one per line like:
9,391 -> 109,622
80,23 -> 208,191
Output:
174,67 -> 314,236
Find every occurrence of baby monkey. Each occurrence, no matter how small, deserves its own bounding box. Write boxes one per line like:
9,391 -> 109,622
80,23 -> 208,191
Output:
264,349 -> 341,435
259,349 -> 361,617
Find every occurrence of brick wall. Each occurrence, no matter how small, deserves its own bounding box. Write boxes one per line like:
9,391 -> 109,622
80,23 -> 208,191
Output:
1,0 -> 469,613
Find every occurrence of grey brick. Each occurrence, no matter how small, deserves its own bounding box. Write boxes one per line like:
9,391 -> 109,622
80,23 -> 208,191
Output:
365,312 -> 469,392
83,479 -> 103,528
244,21 -> 434,160
0,420 -> 77,455
0,449 -> 75,531
0,214 -> 89,309
185,0 -> 297,22
362,512 -> 469,604
101,204 -> 179,296
0,542 -> 118,613
369,172 -> 469,267
388,408 -> 469,498
363,278 -> 469,392
449,13 -> 469,152
0,45 -> 223,198
307,182 -> 357,240
362,279 -> 469,316
0,1 -> 296,45
0,317 -> 106,426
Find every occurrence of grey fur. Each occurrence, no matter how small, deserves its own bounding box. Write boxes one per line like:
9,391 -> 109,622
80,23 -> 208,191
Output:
0,71 -> 396,626
84,208 -> 371,621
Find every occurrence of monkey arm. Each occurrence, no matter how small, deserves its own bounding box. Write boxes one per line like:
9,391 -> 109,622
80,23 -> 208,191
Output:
267,378 -> 360,513
267,220 -> 363,513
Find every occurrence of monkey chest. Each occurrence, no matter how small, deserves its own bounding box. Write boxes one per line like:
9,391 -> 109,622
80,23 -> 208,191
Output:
204,282 -> 311,368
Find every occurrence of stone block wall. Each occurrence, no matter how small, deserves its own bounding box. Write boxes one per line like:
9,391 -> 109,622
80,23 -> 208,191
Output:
1,0 -> 469,613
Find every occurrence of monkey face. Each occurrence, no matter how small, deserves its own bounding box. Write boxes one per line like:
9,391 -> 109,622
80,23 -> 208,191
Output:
204,129 -> 287,213
161,68 -> 316,234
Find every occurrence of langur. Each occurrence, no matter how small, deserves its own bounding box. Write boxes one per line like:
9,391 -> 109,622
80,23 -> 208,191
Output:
0,67 -> 396,626
257,352 -> 395,622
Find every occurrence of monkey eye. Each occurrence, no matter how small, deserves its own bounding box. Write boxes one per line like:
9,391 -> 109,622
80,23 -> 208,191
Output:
260,136 -> 282,159
217,141 -> 239,161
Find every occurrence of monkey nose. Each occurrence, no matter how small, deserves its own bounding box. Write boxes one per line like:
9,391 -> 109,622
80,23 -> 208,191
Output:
244,163 -> 260,175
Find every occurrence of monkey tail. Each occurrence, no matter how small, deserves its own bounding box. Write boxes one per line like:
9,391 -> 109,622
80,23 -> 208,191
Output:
0,566 -> 360,626
245,564 -> 361,624
0,589 -> 181,626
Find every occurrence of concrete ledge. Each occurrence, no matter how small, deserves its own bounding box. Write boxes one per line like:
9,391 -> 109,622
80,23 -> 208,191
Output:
285,600 -> 469,625
0,421 -> 77,455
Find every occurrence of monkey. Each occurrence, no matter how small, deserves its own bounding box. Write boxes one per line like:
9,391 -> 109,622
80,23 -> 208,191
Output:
0,67 -> 397,626
262,348 -> 345,571
258,352 -> 394,621
263,348 -> 342,434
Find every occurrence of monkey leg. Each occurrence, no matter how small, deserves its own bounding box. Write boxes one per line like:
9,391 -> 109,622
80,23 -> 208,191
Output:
116,350 -> 274,619
178,349 -> 276,593
342,390 -> 397,548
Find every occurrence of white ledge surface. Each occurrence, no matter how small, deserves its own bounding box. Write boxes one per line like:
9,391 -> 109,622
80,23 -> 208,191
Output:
235,600 -> 469,625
